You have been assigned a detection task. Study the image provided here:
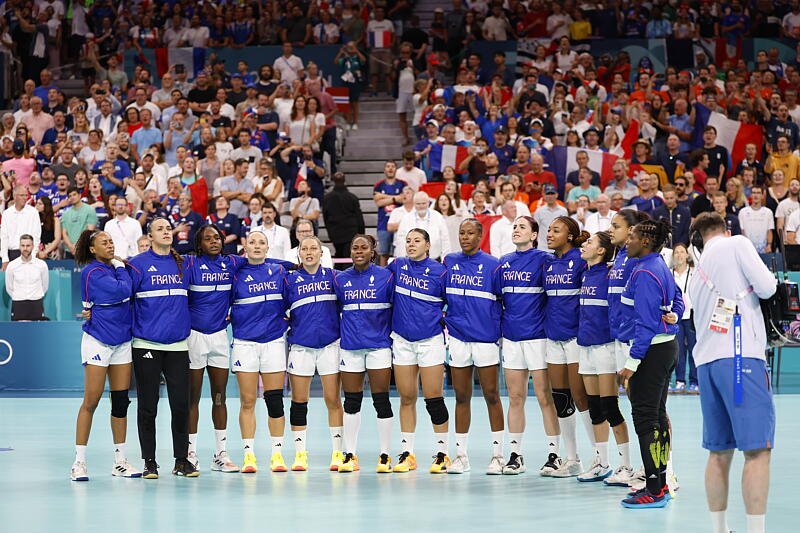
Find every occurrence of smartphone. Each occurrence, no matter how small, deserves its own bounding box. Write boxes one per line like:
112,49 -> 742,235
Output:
249,156 -> 255,163
475,146 -> 484,154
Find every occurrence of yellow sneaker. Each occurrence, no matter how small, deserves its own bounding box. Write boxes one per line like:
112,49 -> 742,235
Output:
291,451 -> 308,471
376,453 -> 393,473
329,450 -> 344,471
430,452 -> 450,474
270,452 -> 287,472
338,453 -> 360,473
393,451 -> 417,473
241,453 -> 257,474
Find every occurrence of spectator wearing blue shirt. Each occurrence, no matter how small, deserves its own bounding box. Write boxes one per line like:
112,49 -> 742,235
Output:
491,127 -> 514,174
645,7 -> 672,38
280,144 -> 326,203
629,173 -> 664,215
652,185 -> 691,247
372,161 -> 408,264
32,69 -> 58,106
667,99 -> 693,153
41,110 -> 69,146
130,109 -> 162,164
721,4 -> 749,47
229,9 -> 256,47
760,100 -> 800,149
93,144 -> 131,196
206,196 -> 241,255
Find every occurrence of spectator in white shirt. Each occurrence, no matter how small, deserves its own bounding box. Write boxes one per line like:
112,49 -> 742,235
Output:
5,234 -> 48,321
490,200 -> 517,258
286,219 -> 333,267
395,191 -> 452,260
583,194 -> 617,235
104,197 -> 143,259
387,186 -> 415,253
395,150 -> 426,191
775,178 -> 800,231
738,186 -> 774,252
1,186 -> 42,268
253,201 -> 291,260
184,15 -> 210,47
272,42 -> 305,85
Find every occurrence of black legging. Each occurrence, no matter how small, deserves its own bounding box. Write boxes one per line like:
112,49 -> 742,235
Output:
628,339 -> 677,494
132,348 -> 191,460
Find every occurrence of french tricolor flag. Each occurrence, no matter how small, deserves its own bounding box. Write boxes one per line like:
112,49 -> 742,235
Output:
544,146 -> 619,197
294,162 -> 307,189
692,103 -> 763,173
368,31 -> 393,48
429,144 -> 469,173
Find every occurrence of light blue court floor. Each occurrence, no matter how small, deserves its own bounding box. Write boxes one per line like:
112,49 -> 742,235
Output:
0,395 -> 796,533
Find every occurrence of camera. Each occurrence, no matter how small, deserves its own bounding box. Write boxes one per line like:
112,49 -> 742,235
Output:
91,168 -> 102,176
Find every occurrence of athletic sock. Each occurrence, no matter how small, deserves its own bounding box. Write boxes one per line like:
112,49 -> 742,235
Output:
343,412 -> 361,455
746,514 -> 765,533
455,433 -> 468,457
617,442 -> 631,468
243,438 -> 255,455
270,436 -> 284,456
329,426 -> 344,453
113,443 -> 126,463
509,433 -> 523,455
561,412 -> 578,461
710,511 -> 729,533
579,409 -> 595,446
435,432 -> 449,455
547,435 -> 560,457
188,433 -> 197,455
75,444 -> 87,463
400,432 -> 415,454
214,430 -> 227,455
491,431 -> 503,457
293,430 -> 307,453
596,441 -> 609,466
377,417 -> 393,455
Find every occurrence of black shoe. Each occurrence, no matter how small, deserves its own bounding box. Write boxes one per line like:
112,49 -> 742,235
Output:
143,459 -> 159,479
540,452 -> 562,476
503,452 -> 526,475
173,458 -> 199,477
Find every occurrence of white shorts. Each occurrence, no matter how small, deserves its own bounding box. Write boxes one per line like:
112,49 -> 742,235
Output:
391,332 -> 446,367
614,339 -> 631,372
395,92 -> 414,114
545,338 -> 580,365
339,347 -> 392,372
231,337 -> 287,374
578,343 -> 617,375
288,340 -> 340,376
81,333 -> 132,367
501,338 -> 547,371
447,336 -> 500,368
187,329 -> 230,370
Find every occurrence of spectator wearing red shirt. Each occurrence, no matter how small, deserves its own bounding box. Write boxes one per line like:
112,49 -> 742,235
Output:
523,153 -> 557,204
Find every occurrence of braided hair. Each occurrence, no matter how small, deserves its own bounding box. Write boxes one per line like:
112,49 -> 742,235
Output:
554,216 -> 590,248
633,218 -> 672,253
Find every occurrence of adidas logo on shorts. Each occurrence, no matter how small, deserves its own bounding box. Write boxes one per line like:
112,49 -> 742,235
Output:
142,352 -> 153,359
244,275 -> 254,282
148,266 -> 158,272
92,354 -> 101,361
234,360 -> 241,367
340,359 -> 345,366
288,362 -> 294,369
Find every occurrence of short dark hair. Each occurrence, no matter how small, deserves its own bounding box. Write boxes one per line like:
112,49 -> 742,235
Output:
691,212 -> 727,238
67,186 -> 79,195
262,201 -> 277,213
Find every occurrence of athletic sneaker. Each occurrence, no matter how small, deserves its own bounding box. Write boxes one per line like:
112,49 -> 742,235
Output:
142,459 -> 159,479
376,453 -> 393,473
71,461 -> 89,482
486,455 -> 504,475
539,453 -> 562,476
351,124 -> 359,131
628,485 -> 673,501
446,454 -> 468,474
187,451 -> 199,470
687,383 -> 700,394
329,450 -> 344,471
271,452 -> 288,472
503,453 -> 526,475
621,488 -> 669,508
670,382 -> 686,394
394,451 -> 417,473
338,453 -> 360,473
211,451 -> 240,473
577,457 -> 612,482
112,460 -> 142,478
627,468 -> 646,491
241,453 -> 258,473
604,465 -> 636,486
431,452 -> 452,474
292,451 -> 309,471
550,458 -> 582,478
172,458 -> 200,477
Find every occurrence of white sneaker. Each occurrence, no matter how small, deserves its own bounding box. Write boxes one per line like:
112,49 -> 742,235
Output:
550,458 -> 582,478
351,124 -> 359,130
627,467 -> 646,490
188,451 -> 199,471
344,123 -> 351,131
71,461 -> 89,481
448,454 -> 470,474
112,460 -> 142,478
667,469 -> 680,494
539,453 -> 562,476
503,453 -> 526,475
604,465 -> 636,486
211,451 -> 240,473
577,457 -> 612,482
486,455 -> 504,475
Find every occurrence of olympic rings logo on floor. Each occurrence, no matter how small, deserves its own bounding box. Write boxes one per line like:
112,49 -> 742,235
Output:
0,339 -> 13,365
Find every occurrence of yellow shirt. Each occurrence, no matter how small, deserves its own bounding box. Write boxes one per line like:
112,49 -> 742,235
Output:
569,21 -> 592,40
765,152 -> 800,182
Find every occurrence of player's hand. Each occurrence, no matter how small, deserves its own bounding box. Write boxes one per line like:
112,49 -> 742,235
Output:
663,312 -> 678,324
618,367 -> 634,388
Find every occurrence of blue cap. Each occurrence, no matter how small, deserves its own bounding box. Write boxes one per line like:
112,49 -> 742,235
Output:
231,73 -> 242,79
12,138 -> 25,154
544,183 -> 557,194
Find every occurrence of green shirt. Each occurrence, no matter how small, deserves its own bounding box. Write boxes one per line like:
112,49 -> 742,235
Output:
61,202 -> 98,244
567,185 -> 601,203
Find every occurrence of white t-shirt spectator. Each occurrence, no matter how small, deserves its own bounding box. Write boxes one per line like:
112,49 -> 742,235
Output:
273,54 -> 305,84
555,50 -> 579,71
0,204 -> 42,263
547,14 -> 573,39
184,26 -> 210,47
313,23 -> 340,44
776,197 -> 800,224
388,205 -> 414,252
584,209 -> 617,235
126,101 -> 162,122
482,15 -> 511,40
253,223 -> 291,260
395,166 -> 426,191
533,203 -> 568,251
366,19 -> 395,48
78,145 -> 106,168
489,216 -> 515,258
230,146 -> 264,179
163,26 -> 186,47
104,215 -> 143,259
738,205 -> 775,253
784,206 -> 800,235
395,208 -> 451,260
494,201 -> 531,218
5,254 -> 48,301
784,12 -> 800,39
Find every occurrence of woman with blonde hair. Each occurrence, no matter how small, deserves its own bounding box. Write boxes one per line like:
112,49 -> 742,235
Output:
725,177 -> 747,215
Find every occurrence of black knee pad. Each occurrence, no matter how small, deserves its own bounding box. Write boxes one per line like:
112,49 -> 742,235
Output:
290,401 -> 308,426
424,396 -> 449,425
602,396 -> 625,427
344,391 -> 364,414
587,394 -> 605,425
110,389 -> 130,419
263,389 -> 284,419
552,388 -> 575,418
371,392 -> 393,419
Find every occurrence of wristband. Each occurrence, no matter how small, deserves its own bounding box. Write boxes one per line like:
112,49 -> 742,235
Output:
624,356 -> 641,372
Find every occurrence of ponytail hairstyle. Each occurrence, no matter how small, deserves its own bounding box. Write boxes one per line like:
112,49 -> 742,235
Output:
350,233 -> 378,263
594,230 -> 616,264
193,223 -> 225,256
460,217 -> 484,237
408,227 -> 431,243
516,215 -> 539,248
150,216 -> 184,279
554,216 -> 590,248
74,229 -> 101,267
633,218 -> 672,253
616,208 -> 651,230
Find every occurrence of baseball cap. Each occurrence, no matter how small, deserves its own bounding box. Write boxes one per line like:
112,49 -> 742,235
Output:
246,82 -> 258,90
231,73 -> 243,79
531,118 -> 543,126
544,183 -> 557,195
434,88 -> 445,99
494,126 -> 508,135
426,119 -> 439,127
12,139 -> 25,154
582,127 -> 600,138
